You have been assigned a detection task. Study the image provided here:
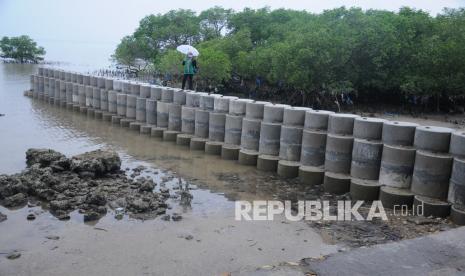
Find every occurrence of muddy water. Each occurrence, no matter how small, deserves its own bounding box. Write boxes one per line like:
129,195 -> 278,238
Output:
0,64 -> 339,275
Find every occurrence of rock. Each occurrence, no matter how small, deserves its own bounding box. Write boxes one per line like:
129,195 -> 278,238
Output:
139,179 -> 155,192
128,199 -> 150,213
171,213 -> 182,221
26,149 -> 65,168
3,193 -> 27,207
0,212 -> 6,222
6,252 -> 21,260
185,235 -> 194,240
85,193 -> 106,206
84,211 -> 100,222
161,214 -> 171,221
50,199 -> 70,211
54,210 -> 70,220
71,150 -> 121,176
45,235 -> 60,240
27,214 -> 36,220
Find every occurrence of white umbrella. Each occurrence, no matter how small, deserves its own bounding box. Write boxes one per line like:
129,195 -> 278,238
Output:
176,45 -> 199,57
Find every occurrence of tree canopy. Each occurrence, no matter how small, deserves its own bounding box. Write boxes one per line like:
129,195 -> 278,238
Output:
0,35 -> 46,63
113,6 -> 465,102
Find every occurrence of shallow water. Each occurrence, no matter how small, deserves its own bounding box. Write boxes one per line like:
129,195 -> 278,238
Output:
0,63 -> 338,275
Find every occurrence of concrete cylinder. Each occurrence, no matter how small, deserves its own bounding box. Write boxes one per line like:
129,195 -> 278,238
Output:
77,74 -> 83,84
92,87 -> 101,109
414,126 -> 453,153
49,77 -> 55,99
304,110 -> 334,130
38,67 -> 44,76
113,80 -> 122,92
448,158 -> 465,206
327,113 -> 360,135
225,115 -> 243,145
411,151 -> 453,200
173,90 -> 187,105
100,89 -> 108,111
150,86 -> 163,100
379,144 -> 416,189
450,131 -> 465,159
83,75 -> 90,86
65,82 -> 73,103
161,88 -> 174,102
122,81 -> 131,94
53,69 -> 60,79
301,130 -> 327,167
382,121 -> 419,146
146,99 -> 157,125
325,134 -> 354,174
105,78 -> 113,91
71,72 -> 77,83
279,126 -> 303,161
230,99 -> 253,115
258,122 -> 282,156
241,118 -> 261,151
43,77 -> 49,98
136,98 -> 146,122
130,83 -> 141,96
353,117 -> 386,140
245,101 -> 270,119
195,109 -> 210,138
59,71 -> 66,81
108,91 -> 117,113
181,106 -> 196,134
97,77 -> 105,89
116,94 -> 127,116
186,92 -> 202,107
72,84 -> 79,104
209,112 -> 226,142
283,107 -> 311,127
214,96 -> 238,113
263,104 -> 289,123
350,139 -> 383,180
126,95 -> 137,119
168,103 -> 182,131
200,94 -> 218,110
65,72 -> 72,82
85,86 -> 93,107
156,101 -> 169,127
90,76 -> 98,87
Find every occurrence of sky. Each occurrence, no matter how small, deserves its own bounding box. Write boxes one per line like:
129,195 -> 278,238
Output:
1,0 -> 464,68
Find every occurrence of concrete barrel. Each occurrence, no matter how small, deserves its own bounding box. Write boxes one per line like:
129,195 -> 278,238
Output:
411,151 -> 453,200
327,113 -> 360,135
382,121 -> 419,146
353,117 -> 386,140
209,112 -> 226,141
126,95 -> 137,119
350,138 -> 383,180
33,76 -> 39,98
108,91 -> 117,113
283,107 -> 311,127
156,101 -> 169,127
450,131 -> 465,159
38,67 -> 44,76
113,80 -> 122,92
173,90 -> 187,105
65,72 -> 72,82
59,81 -> 67,103
279,125 -> 303,161
71,73 -> 77,83
100,89 -> 108,111
414,126 -> 453,153
38,76 -> 45,99
150,86 -> 163,100
448,158 -> 465,206
245,101 -> 270,120
105,78 -> 113,91
83,75 -> 91,86
43,77 -> 49,99
146,99 -> 157,125
263,104 -> 289,123
90,76 -> 98,87
138,84 -> 150,98
186,92 -> 202,107
379,144 -> 416,189
200,94 -> 218,110
136,98 -> 146,122
161,88 -> 174,103
181,106 -> 196,134
59,70 -> 66,81
122,81 -> 131,94
301,130 -> 327,167
65,82 -> 73,104
53,69 -> 60,79
30,75 -> 35,93
48,77 -> 55,101
225,115 -> 243,145
230,99 -> 253,115
168,103 -> 182,131
258,122 -> 282,156
130,83 -> 141,96
97,77 -> 105,89
72,84 -> 79,105
241,118 -> 262,151
92,88 -> 101,109
116,94 -> 127,116
195,109 -> 210,138
54,80 -> 61,103
77,74 -> 83,84
214,96 -> 238,113
325,134 -> 354,174
85,86 -> 93,107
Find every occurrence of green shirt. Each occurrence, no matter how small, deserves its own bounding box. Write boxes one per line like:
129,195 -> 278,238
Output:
183,58 -> 195,75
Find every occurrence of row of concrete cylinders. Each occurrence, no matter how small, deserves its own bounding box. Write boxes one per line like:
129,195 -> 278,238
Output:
28,67 -> 465,224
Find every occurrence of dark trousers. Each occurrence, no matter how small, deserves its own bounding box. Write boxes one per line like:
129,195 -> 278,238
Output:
182,74 -> 193,90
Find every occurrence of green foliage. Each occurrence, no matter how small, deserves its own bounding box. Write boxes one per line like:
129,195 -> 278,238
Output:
0,35 -> 46,63
116,6 -> 465,99
157,49 -> 184,77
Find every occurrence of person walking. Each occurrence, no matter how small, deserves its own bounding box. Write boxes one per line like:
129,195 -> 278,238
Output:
182,52 -> 197,90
